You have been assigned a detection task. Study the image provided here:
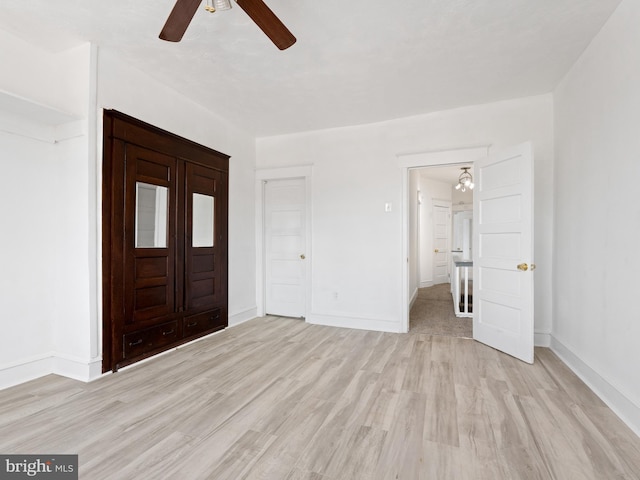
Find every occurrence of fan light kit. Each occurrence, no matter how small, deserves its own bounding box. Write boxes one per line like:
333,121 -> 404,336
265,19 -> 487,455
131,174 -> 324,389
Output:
160,0 -> 296,50
455,167 -> 474,192
205,0 -> 232,13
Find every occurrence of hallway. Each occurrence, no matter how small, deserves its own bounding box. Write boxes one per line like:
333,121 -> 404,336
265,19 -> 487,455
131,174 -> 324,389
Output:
410,283 -> 472,337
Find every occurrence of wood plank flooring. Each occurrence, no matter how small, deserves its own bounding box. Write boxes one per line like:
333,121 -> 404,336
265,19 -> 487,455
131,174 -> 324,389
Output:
1,317 -> 639,479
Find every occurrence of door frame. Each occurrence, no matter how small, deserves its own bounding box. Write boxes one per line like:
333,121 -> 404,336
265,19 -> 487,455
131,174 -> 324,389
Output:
255,165 -> 313,318
398,146 -> 489,333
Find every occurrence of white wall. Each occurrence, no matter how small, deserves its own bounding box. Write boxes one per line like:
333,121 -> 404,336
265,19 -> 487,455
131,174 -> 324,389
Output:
52,132 -> 95,378
0,29 -> 91,387
0,132 -> 58,376
257,94 -> 554,335
0,29 -> 89,118
553,0 -> 640,435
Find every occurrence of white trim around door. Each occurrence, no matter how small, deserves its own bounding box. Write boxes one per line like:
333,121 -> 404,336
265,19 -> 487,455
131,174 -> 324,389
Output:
256,165 -> 313,318
397,146 -> 490,333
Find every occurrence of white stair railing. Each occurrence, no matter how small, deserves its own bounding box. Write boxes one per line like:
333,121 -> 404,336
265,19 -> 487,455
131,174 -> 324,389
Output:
451,257 -> 473,318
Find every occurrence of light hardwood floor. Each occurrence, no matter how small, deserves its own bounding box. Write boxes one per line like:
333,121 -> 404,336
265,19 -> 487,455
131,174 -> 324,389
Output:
1,317 -> 639,479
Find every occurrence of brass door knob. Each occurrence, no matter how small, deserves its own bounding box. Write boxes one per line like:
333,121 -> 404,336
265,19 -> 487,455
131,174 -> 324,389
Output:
434,249 -> 439,253
517,263 -> 529,271
300,254 -> 306,260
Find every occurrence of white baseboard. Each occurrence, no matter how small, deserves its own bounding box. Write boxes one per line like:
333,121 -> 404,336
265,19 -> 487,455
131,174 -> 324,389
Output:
409,288 -> 419,309
52,354 -> 103,382
307,312 -> 401,333
228,307 -> 258,327
0,352 -> 103,390
550,336 -> 640,438
420,281 -> 434,288
534,331 -> 551,347
0,354 -> 54,390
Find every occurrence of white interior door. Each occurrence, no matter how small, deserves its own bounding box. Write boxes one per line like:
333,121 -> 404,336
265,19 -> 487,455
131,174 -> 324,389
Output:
473,142 -> 534,363
432,203 -> 451,284
264,178 -> 307,317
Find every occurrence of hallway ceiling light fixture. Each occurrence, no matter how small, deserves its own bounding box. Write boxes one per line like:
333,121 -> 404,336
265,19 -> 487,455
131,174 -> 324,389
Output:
455,167 -> 474,192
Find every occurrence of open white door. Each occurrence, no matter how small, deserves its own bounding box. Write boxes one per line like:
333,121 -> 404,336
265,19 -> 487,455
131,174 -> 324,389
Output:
473,142 -> 534,363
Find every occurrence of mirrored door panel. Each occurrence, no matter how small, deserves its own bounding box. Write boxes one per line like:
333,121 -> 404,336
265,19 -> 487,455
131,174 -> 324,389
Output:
124,145 -> 177,325
185,162 -> 227,310
192,193 -> 215,248
135,182 -> 168,248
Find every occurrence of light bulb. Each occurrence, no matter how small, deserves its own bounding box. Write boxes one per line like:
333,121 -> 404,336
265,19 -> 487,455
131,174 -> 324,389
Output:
213,0 -> 232,10
455,184 -> 461,190
469,183 -> 474,190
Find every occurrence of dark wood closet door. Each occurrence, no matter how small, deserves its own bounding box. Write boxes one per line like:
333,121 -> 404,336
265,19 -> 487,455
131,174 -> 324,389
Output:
185,163 -> 223,309
103,110 -> 229,372
182,163 -> 228,337
124,145 -> 177,328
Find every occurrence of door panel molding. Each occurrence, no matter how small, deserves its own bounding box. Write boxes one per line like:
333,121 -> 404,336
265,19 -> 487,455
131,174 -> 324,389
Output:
473,142 -> 534,363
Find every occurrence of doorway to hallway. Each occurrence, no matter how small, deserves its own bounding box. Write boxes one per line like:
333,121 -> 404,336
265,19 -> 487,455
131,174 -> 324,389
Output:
401,142 -> 535,364
410,283 -> 472,337
408,164 -> 473,338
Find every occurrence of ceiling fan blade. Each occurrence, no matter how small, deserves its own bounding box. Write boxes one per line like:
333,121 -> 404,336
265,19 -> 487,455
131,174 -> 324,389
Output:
235,0 -> 296,50
159,0 -> 202,42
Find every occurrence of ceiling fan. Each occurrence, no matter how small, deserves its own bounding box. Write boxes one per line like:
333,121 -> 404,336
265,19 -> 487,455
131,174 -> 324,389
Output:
159,0 -> 296,50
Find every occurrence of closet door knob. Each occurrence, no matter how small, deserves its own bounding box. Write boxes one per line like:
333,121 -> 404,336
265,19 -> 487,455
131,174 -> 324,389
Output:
517,263 -> 529,271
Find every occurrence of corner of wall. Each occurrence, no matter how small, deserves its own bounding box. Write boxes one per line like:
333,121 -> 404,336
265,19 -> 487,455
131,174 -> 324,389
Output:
228,308 -> 258,327
534,332 -> 551,347
409,287 -> 419,310
550,335 -> 640,438
0,353 -> 104,391
52,354 -> 103,383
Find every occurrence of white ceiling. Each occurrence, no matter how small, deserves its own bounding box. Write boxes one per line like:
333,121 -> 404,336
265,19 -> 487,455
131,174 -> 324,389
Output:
0,0 -> 622,137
